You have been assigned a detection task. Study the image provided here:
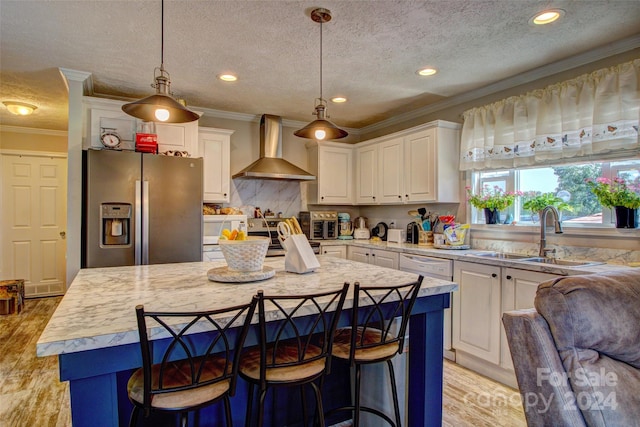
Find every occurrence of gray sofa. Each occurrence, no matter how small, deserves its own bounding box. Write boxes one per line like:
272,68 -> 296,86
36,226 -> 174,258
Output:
502,269 -> 640,427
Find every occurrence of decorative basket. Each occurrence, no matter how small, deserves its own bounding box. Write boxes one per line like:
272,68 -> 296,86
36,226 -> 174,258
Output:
218,236 -> 269,272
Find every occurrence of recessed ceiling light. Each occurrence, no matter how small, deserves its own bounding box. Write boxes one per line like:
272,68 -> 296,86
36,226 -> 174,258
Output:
530,9 -> 565,25
417,68 -> 437,77
3,101 -> 37,115
218,74 -> 238,82
331,97 -> 347,103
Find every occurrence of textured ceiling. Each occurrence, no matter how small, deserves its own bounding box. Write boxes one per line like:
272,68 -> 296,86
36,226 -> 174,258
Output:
1,0 -> 639,132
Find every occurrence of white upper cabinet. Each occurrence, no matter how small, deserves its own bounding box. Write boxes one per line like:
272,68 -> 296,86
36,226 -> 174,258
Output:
156,121 -> 199,157
306,142 -> 354,205
199,127 -> 234,203
377,137 -> 404,204
355,145 -> 377,204
353,120 -> 461,205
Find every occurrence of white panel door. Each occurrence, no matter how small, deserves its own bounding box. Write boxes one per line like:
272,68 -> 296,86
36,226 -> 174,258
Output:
2,154 -> 67,297
404,129 -> 436,202
377,138 -> 404,204
355,145 -> 377,204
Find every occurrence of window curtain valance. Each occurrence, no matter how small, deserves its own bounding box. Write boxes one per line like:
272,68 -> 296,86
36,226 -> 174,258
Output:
460,59 -> 640,171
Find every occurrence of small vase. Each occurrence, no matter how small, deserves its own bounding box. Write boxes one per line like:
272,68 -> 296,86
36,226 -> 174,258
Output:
614,206 -> 638,229
484,208 -> 500,224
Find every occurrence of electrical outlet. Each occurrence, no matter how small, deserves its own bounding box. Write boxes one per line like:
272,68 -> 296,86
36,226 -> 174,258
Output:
389,220 -> 396,228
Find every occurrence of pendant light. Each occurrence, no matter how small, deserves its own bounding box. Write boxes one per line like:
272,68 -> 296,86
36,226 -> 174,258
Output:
294,8 -> 348,141
122,0 -> 199,123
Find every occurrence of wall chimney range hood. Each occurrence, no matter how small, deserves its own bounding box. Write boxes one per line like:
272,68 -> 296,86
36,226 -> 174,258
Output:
232,114 -> 316,181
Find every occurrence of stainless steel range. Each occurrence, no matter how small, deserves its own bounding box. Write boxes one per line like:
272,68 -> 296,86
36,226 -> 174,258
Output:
247,217 -> 321,257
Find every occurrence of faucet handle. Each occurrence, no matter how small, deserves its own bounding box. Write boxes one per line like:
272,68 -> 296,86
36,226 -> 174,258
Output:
542,248 -> 557,258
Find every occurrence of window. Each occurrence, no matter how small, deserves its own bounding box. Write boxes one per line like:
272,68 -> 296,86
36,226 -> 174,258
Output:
469,158 -> 640,226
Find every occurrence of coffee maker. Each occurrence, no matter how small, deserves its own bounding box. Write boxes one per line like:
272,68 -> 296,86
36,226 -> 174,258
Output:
406,221 -> 420,244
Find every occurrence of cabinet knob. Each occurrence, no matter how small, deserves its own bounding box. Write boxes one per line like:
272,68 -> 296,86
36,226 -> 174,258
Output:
491,273 -> 497,278
321,196 -> 324,200
506,275 -> 512,280
398,195 -> 402,199
373,196 -> 376,200
405,194 -> 408,198
371,253 -> 375,257
224,193 -> 227,197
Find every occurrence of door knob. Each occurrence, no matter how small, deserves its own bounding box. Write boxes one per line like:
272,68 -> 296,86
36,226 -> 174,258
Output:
60,231 -> 66,239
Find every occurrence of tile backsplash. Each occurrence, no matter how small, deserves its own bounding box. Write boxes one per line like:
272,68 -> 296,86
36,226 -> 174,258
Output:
229,179 -> 303,217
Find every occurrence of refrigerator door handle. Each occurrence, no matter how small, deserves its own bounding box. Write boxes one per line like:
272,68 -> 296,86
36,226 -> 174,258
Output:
135,180 -> 142,265
142,180 -> 150,265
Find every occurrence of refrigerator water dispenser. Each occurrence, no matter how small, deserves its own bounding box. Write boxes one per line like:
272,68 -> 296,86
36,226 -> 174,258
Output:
101,203 -> 131,246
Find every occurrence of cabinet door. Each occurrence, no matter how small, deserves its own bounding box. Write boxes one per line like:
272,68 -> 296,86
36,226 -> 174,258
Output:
453,261 -> 501,364
318,146 -> 353,204
500,268 -> 557,370
403,129 -> 436,203
347,246 -> 370,264
355,145 -> 377,204
321,245 -> 347,258
156,121 -> 199,156
371,249 -> 399,269
377,138 -> 404,204
199,128 -> 232,203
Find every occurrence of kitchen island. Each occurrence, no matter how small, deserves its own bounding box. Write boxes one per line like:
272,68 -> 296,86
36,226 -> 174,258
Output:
37,256 -> 457,427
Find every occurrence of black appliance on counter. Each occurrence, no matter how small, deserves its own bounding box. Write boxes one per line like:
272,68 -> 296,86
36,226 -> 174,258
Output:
247,217 -> 320,257
406,222 -> 421,244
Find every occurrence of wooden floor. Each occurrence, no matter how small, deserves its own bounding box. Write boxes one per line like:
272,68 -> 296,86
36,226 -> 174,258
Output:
0,297 -> 525,427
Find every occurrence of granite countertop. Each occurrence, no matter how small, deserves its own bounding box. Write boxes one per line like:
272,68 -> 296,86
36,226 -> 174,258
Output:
36,256 -> 456,358
319,239 -> 632,276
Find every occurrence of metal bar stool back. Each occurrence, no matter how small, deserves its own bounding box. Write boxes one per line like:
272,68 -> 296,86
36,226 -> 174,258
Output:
239,283 -> 350,427
128,299 -> 257,427
327,276 -> 423,427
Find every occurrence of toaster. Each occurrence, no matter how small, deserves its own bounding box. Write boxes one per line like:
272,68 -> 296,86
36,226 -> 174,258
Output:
387,229 -> 404,245
406,222 -> 420,244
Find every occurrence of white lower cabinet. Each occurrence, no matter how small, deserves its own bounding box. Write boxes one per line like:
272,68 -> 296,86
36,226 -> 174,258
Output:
347,246 -> 399,269
453,260 -> 558,386
453,261 -> 502,364
320,244 -> 347,258
500,268 -> 558,370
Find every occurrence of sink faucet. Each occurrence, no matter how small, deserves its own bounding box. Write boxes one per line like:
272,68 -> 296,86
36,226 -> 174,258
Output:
539,205 -> 563,257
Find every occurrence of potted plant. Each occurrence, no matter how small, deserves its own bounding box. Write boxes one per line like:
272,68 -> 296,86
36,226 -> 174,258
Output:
586,177 -> 640,228
522,192 -> 572,223
466,185 -> 522,224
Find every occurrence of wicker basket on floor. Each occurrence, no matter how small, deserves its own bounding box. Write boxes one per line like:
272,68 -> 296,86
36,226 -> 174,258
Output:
218,237 -> 269,272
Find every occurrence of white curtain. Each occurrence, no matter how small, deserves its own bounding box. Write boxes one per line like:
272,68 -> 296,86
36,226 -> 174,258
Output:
460,59 -> 640,171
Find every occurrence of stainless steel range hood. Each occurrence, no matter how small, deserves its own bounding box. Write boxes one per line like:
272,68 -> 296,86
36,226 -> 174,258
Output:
232,114 -> 316,181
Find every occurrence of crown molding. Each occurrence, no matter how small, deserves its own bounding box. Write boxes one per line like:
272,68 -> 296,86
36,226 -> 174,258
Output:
0,125 -> 67,137
360,34 -> 640,135
59,68 -> 93,94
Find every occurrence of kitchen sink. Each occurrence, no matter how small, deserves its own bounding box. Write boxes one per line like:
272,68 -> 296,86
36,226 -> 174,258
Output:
469,252 -> 532,260
520,257 -> 604,267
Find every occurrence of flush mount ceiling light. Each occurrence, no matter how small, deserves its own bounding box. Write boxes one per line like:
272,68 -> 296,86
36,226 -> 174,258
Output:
529,9 -> 565,25
331,96 -> 347,103
417,67 -> 437,76
3,101 -> 37,116
218,74 -> 238,82
294,8 -> 348,141
122,0 -> 199,123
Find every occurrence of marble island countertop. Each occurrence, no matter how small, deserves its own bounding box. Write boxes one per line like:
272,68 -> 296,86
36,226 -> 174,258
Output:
37,256 -> 456,358
320,239 -> 634,276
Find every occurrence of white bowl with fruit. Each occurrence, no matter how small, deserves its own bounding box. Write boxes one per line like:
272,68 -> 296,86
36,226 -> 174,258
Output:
218,229 -> 269,272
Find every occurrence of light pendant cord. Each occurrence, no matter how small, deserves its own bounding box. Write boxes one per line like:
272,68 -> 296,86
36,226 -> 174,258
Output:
160,0 -> 164,69
319,16 -> 323,102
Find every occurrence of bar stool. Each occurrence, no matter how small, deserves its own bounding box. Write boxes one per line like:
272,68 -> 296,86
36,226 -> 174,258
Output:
326,277 -> 423,427
128,299 -> 257,427
239,284 -> 349,427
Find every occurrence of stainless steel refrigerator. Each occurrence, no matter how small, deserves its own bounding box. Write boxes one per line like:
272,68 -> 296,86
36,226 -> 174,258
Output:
83,149 -> 203,268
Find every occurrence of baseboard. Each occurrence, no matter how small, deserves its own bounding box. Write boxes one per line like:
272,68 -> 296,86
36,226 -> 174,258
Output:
455,350 -> 517,389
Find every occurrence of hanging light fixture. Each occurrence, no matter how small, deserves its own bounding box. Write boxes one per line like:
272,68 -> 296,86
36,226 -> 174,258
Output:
122,0 -> 199,123
294,8 -> 348,141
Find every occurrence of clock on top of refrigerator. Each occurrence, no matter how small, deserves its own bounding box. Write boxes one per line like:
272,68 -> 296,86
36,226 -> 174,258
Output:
100,128 -> 121,149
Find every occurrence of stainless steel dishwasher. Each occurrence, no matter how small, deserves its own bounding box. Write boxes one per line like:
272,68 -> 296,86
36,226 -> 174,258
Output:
358,253 -> 454,427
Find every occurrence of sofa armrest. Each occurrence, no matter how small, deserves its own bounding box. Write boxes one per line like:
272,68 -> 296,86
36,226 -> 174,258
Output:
502,309 -> 587,427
